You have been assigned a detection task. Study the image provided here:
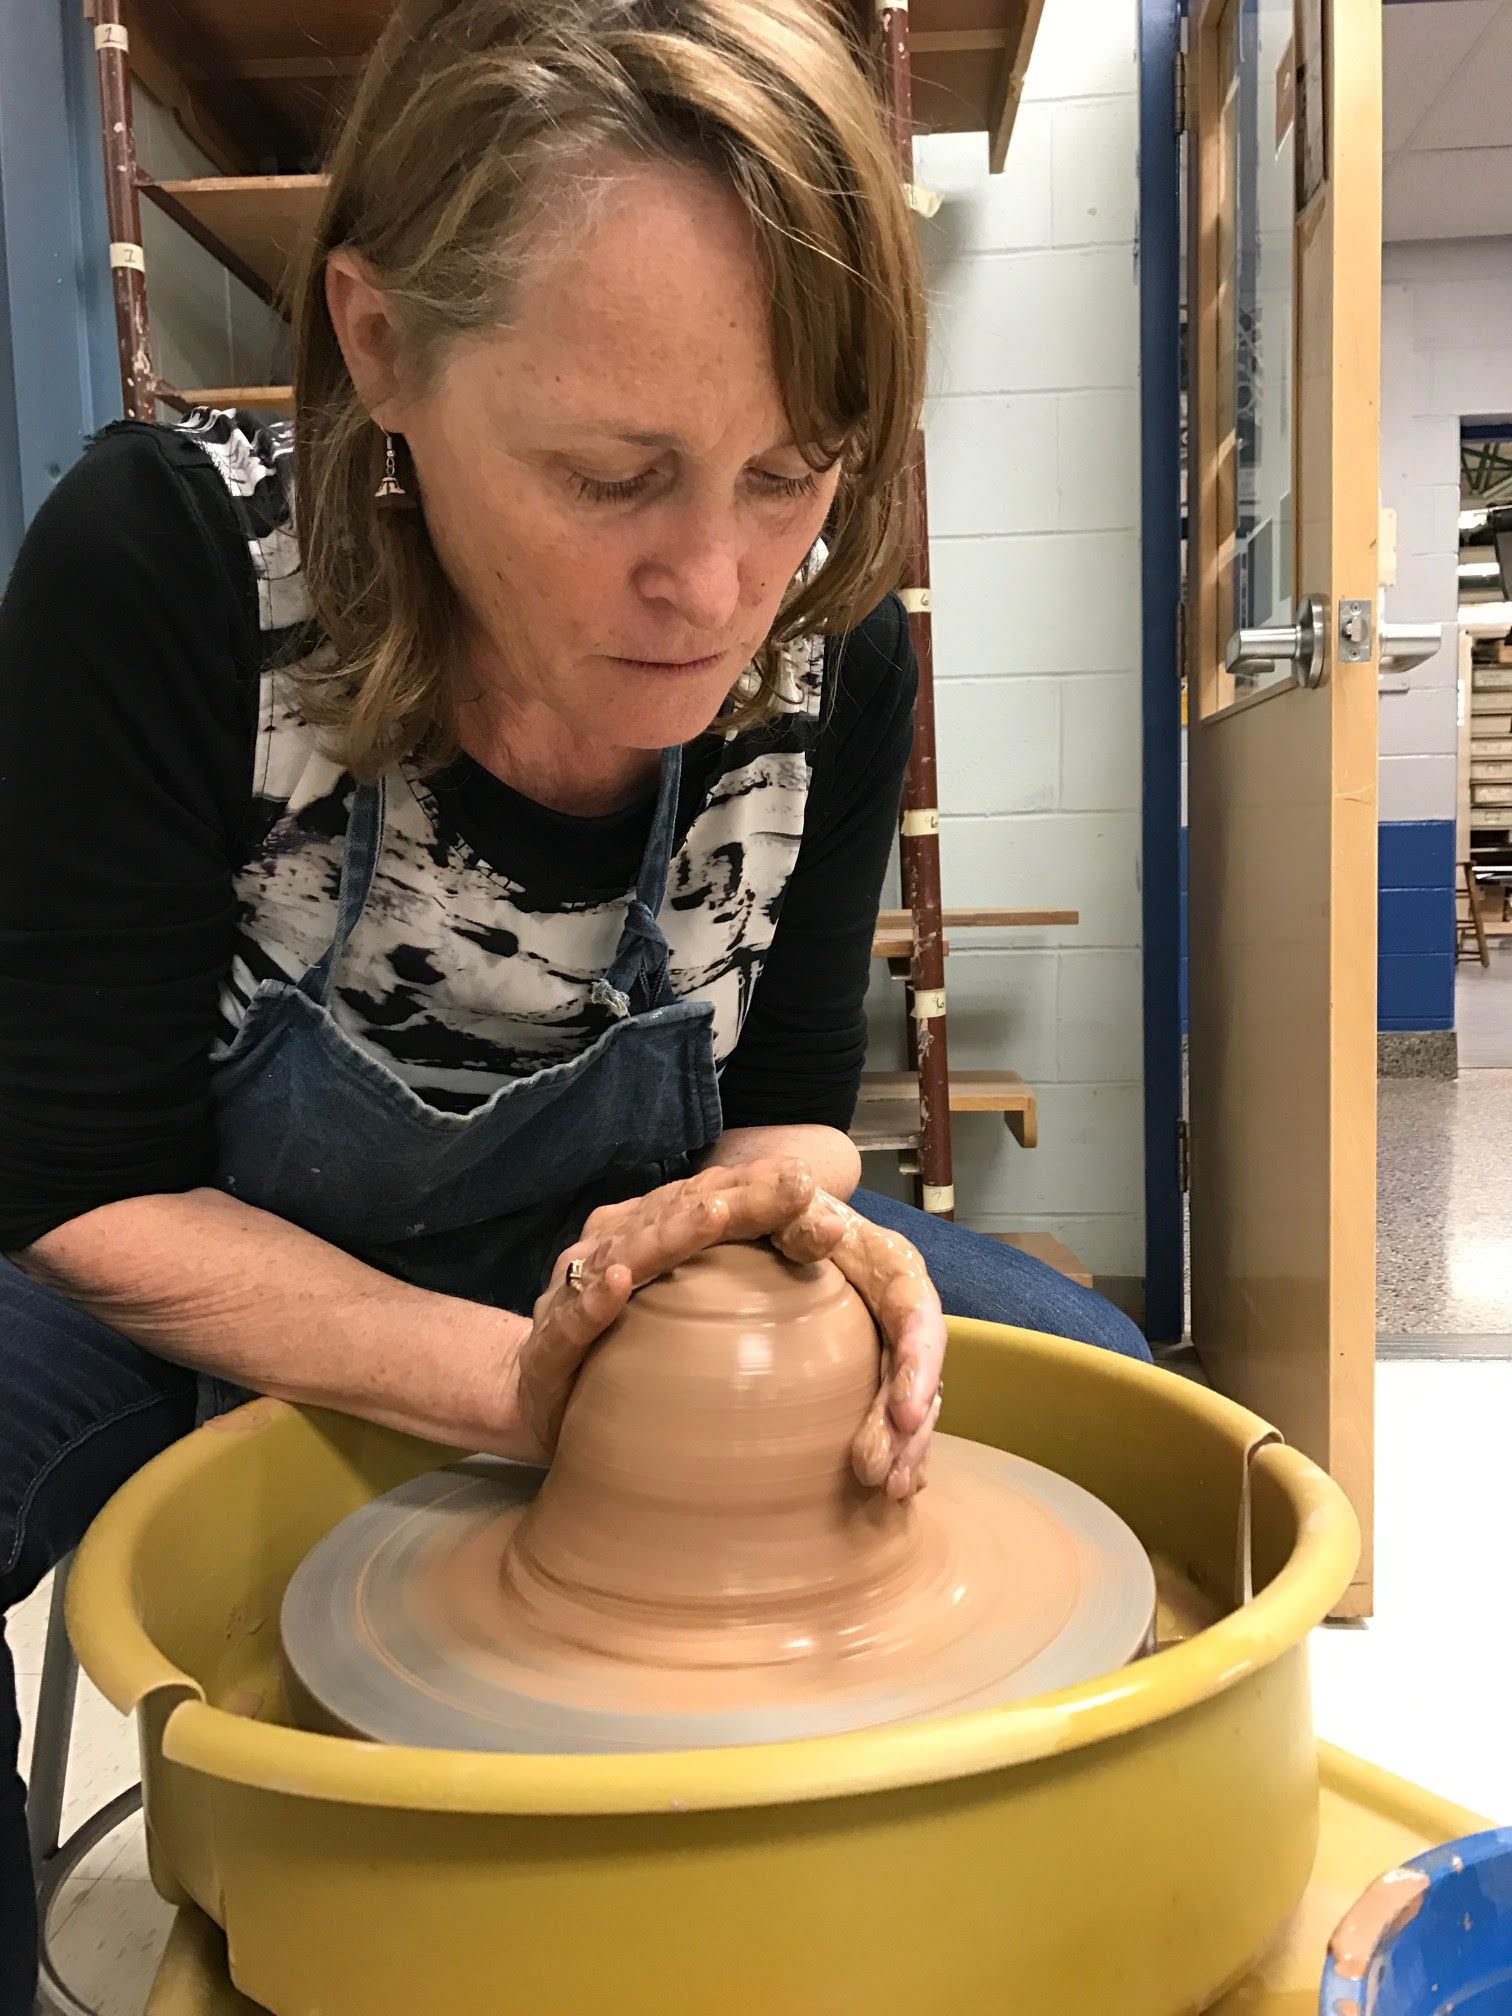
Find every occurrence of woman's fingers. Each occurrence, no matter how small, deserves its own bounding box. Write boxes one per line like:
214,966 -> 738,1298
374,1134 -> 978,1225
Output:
850,1381 -> 894,1490
882,1391 -> 942,1500
803,1200 -> 944,1497
687,1157 -> 817,1243
770,1189 -> 850,1266
585,1189 -> 733,1291
517,1257 -> 634,1455
879,1297 -> 947,1436
819,1210 -> 945,1430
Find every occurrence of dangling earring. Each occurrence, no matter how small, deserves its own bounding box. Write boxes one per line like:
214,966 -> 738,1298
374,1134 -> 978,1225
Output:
374,431 -> 414,512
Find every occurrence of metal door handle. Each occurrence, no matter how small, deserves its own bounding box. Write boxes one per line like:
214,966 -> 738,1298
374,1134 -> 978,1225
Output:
1224,593 -> 1325,688
1377,620 -> 1441,677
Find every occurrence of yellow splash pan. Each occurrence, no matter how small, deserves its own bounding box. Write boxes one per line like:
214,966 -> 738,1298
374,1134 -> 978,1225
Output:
69,1320 -> 1360,2016
141,1745 -> 1493,2016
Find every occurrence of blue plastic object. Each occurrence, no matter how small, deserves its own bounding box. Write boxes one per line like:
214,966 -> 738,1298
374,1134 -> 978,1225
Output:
1320,1829 -> 1512,2014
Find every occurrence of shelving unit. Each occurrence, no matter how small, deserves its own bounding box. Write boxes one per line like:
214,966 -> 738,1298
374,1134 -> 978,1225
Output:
1465,636 -> 1512,951
93,0 -> 1090,1284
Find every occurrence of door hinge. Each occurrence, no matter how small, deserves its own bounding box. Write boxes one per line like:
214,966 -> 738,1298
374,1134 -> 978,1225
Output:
1175,597 -> 1188,681
1177,1117 -> 1190,1193
1173,50 -> 1190,136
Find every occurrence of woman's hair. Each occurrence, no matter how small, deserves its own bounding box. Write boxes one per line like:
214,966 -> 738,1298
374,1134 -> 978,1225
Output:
291,0 -> 926,779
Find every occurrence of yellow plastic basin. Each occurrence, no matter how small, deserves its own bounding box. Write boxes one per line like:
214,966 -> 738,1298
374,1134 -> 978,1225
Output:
68,1321 -> 1359,2016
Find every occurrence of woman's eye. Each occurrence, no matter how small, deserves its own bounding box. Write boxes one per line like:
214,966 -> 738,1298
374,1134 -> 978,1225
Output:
570,470 -> 654,503
755,469 -> 823,500
568,465 -> 825,505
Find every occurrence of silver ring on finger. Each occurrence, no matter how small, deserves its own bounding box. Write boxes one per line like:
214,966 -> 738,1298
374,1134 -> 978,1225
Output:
564,1257 -> 586,1293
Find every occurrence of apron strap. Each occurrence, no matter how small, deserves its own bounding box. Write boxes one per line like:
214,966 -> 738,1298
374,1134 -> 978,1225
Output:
299,780 -> 387,1006
596,745 -> 683,1018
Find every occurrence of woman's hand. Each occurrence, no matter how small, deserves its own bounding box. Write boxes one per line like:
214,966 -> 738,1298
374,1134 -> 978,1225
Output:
509,1158 -> 945,1500
509,1158 -> 826,1461
771,1191 -> 945,1501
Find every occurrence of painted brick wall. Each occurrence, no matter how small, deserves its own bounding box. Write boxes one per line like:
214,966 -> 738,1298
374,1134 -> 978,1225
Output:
863,0 -> 1144,1280
1379,237 -> 1512,1028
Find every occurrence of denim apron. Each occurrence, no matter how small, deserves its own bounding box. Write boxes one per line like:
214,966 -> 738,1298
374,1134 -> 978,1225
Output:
202,747 -> 721,1413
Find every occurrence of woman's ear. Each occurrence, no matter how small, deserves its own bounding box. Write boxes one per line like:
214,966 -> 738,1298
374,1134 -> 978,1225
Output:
325,250 -> 408,430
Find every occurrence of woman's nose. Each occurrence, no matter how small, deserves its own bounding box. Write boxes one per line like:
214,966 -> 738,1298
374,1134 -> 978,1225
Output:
634,509 -> 743,634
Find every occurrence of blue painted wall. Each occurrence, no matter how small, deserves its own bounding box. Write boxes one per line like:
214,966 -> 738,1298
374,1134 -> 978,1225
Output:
1179,819 -> 1456,1034
1378,820 -> 1456,1031
0,0 -> 118,578
1178,826 -> 1188,1032
1138,0 -> 1185,1344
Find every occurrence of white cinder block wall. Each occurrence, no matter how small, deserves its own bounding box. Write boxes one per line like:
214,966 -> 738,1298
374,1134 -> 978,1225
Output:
1380,237 -> 1512,827
863,0 -> 1145,1285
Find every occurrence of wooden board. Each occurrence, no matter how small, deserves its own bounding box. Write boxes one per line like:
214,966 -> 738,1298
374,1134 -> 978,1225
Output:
143,176 -> 325,302
854,1069 -> 1037,1149
128,0 -> 1046,172
165,385 -> 294,413
989,1231 -> 1093,1288
1186,0 -> 1380,1615
870,905 -> 1079,960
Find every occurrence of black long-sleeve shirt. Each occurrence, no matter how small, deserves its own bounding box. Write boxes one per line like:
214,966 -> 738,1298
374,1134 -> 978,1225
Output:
0,416 -> 915,1250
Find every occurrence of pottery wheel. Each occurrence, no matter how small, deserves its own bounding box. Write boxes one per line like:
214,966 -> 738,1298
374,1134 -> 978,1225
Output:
281,1244 -> 1157,1753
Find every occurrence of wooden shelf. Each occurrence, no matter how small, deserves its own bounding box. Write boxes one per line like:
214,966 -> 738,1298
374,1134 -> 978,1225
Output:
142,175 -> 325,303
871,906 -> 1079,960
130,0 -> 1045,174
169,385 -> 294,414
851,1069 -> 1037,1150
989,1231 -> 1092,1288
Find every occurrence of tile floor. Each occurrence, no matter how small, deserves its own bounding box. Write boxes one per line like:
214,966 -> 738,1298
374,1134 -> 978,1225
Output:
14,1058 -> 1512,2010
1456,940 -> 1512,1071
1377,1068 -> 1512,1336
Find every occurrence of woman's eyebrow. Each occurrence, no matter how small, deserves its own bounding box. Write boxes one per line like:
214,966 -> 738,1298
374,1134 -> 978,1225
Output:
556,425 -> 802,454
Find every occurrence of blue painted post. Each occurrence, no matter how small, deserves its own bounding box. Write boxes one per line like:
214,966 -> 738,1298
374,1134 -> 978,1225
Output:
0,0 -> 119,581
1138,0 -> 1186,1344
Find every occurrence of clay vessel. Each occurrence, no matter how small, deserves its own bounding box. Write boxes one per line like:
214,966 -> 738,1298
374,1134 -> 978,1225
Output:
279,1239 -> 1158,1750
502,1242 -> 918,1666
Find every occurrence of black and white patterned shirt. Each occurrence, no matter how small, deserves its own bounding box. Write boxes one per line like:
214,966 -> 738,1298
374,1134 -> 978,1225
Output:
0,414 -> 916,1245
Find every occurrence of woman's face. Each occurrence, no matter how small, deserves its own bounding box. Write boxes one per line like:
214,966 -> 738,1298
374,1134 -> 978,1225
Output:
342,161 -> 843,755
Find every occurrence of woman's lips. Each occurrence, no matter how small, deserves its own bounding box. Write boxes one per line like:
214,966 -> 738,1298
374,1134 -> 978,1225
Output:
611,651 -> 726,673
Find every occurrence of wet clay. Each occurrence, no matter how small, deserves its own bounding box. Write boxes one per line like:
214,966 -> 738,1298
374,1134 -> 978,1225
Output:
1326,1864 -> 1430,1981
282,1242 -> 1157,1751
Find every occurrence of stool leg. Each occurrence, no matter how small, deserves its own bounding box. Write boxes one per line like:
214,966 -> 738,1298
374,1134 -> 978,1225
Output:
29,1547 -> 144,2016
27,1554 -> 79,1874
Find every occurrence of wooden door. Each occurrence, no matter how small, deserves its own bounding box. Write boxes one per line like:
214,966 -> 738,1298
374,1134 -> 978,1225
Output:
1186,0 -> 1381,1615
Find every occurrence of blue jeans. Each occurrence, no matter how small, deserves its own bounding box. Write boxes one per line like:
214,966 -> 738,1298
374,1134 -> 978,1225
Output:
849,1189 -> 1150,1358
0,1209 -> 1144,2008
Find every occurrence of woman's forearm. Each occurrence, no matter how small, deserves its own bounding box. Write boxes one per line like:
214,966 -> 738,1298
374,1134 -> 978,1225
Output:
17,1189 -> 534,1456
701,1124 -> 861,1202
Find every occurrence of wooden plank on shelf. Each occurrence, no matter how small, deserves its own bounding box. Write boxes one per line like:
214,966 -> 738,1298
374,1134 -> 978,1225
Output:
174,385 -> 294,413
870,905 -> 1079,959
988,1231 -> 1093,1289
128,0 -> 1046,172
854,1069 -> 1038,1148
987,0 -> 1046,171
847,1099 -> 922,1153
125,5 -> 252,174
142,176 -> 326,302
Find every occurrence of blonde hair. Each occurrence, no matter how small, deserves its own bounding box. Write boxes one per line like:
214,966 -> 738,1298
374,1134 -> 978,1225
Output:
291,0 -> 925,778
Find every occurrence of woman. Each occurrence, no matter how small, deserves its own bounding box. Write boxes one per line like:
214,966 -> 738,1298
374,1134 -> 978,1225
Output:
0,0 -> 1147,1994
